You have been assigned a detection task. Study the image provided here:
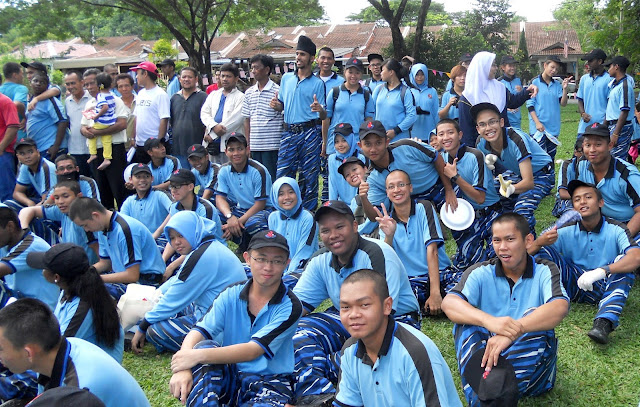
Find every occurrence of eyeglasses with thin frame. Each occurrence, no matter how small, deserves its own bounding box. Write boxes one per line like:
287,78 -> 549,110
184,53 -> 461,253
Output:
476,119 -> 500,129
386,182 -> 411,191
250,255 -> 286,266
169,183 -> 188,190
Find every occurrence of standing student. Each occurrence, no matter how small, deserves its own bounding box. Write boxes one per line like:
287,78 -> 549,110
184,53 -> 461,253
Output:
604,56 -> 636,160
498,55 -> 524,130
364,53 -> 385,91
409,63 -> 439,140
158,59 -> 180,96
315,47 -> 344,91
0,62 -> 28,141
371,58 -> 416,141
439,65 -> 466,121
577,49 -> 610,138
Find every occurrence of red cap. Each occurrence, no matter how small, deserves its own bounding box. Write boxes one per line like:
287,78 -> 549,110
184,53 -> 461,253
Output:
130,61 -> 158,74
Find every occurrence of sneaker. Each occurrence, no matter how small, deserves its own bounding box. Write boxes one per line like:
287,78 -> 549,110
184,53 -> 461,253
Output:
587,318 -> 613,344
295,393 -> 335,407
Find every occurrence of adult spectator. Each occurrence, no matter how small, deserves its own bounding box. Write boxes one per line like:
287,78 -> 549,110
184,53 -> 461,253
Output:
577,49 -> 610,138
0,62 -> 28,141
242,54 -> 283,180
158,59 -> 180,96
79,69 -> 129,209
371,58 -> 416,141
103,64 -> 120,97
115,73 -> 136,147
604,56 -> 635,160
169,67 -> 207,169
498,55 -> 524,130
0,92 -> 18,201
409,63 -> 439,140
63,71 -> 92,176
439,65 -> 466,120
270,35 -> 326,211
205,70 -> 221,94
315,46 -> 344,90
130,61 -> 170,163
364,53 -> 384,91
201,63 -> 244,164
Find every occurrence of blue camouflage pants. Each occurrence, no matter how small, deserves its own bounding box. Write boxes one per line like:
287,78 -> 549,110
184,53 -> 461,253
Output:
0,364 -> 37,403
408,269 -> 462,314
451,206 -> 502,270
413,179 -> 446,210
535,134 -> 558,161
551,197 -> 572,218
219,205 -> 270,251
146,306 -> 198,353
609,123 -> 634,161
454,321 -> 558,406
535,246 -> 634,328
276,126 -> 322,211
187,340 -> 294,407
292,307 -> 420,399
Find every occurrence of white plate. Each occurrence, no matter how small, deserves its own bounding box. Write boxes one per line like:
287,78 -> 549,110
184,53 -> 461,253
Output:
440,198 -> 475,231
123,163 -> 136,182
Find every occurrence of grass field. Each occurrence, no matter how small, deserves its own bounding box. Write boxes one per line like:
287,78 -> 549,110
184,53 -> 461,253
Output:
123,104 -> 640,406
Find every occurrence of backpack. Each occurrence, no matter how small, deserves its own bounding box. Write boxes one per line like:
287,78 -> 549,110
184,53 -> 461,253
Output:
332,85 -> 370,106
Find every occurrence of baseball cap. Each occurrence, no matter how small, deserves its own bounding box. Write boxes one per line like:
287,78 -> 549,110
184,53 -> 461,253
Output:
604,56 -> 630,70
130,163 -> 152,176
130,61 -> 158,74
247,230 -> 290,255
463,349 -> 518,406
27,386 -> 106,407
26,243 -> 89,279
143,138 -> 162,151
546,55 -> 562,63
582,122 -> 610,139
500,55 -> 516,65
314,200 -> 355,223
334,123 -> 354,137
187,144 -> 207,158
14,137 -> 37,150
359,120 -> 386,139
20,61 -> 48,72
581,49 -> 607,62
337,156 -> 366,177
470,103 -> 501,122
367,53 -> 383,63
168,168 -> 196,185
345,58 -> 364,72
157,58 -> 175,67
226,132 -> 247,147
567,179 -> 598,197
459,53 -> 473,64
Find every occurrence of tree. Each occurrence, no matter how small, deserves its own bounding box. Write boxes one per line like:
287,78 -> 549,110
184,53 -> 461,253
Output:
459,0 -> 514,56
515,28 -> 536,83
348,0 -> 449,26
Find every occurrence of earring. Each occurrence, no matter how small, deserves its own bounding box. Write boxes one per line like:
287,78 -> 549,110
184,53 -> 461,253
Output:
54,279 -> 58,283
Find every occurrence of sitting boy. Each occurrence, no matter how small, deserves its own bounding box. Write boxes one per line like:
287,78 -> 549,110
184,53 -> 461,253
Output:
144,137 -> 180,191
187,144 -> 219,201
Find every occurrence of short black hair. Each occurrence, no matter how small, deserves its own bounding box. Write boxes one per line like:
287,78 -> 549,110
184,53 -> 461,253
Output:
250,54 -> 275,75
115,73 -> 134,86
492,212 -> 530,239
32,71 -> 49,85
55,153 -> 78,167
0,207 -> 19,229
318,47 -> 335,58
436,118 -> 461,133
2,62 -> 21,79
220,63 -> 239,77
342,269 -> 389,301
0,298 -> 61,352
54,180 -> 81,195
82,68 -> 101,79
179,66 -> 199,78
68,197 -> 106,221
64,70 -> 82,82
95,72 -> 112,90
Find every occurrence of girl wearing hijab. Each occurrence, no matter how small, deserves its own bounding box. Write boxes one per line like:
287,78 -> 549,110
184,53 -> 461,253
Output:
371,58 -> 417,140
457,51 -> 538,146
268,177 -> 318,275
130,211 -> 246,354
28,243 -> 124,362
409,64 -> 439,140
328,123 -> 367,203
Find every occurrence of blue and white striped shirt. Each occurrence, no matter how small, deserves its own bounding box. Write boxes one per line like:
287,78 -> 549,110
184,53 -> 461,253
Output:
242,79 -> 284,151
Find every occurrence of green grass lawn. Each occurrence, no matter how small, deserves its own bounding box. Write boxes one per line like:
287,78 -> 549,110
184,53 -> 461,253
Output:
124,104 -> 640,406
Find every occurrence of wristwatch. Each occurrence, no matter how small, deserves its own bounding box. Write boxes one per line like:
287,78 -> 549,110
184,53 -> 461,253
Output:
225,213 -> 232,219
450,174 -> 459,184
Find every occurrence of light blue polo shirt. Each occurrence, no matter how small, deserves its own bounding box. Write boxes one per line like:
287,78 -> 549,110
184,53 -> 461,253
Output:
166,74 -> 181,96
215,159 -> 271,211
576,70 -> 611,133
381,200 -> 452,276
328,151 -> 367,203
442,145 -> 500,210
0,81 -> 29,140
42,205 -> 98,264
120,189 -> 172,233
46,176 -> 101,202
25,96 -> 68,151
149,155 -> 181,186
168,197 -> 224,243
294,236 -> 419,315
97,212 -> 165,276
278,71 -> 327,124
317,71 -> 344,93
191,162 -> 219,196
336,318 -> 462,407
39,337 -> 150,407
410,86 -> 439,140
193,279 -> 302,375
0,231 -> 59,309
54,294 -> 124,363
268,209 -> 318,274
476,127 -> 552,175
551,216 -> 637,270
451,256 -> 568,319
371,84 -> 416,140
555,156 -> 579,197
365,78 -> 385,92
367,139 -> 439,207
606,76 -> 635,121
16,157 -> 57,195
325,84 -> 375,155
527,75 -> 563,136
499,75 -> 523,128
575,155 -> 640,222
440,89 -> 461,120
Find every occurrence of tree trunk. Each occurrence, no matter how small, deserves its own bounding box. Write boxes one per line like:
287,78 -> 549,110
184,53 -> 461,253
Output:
411,0 -> 431,58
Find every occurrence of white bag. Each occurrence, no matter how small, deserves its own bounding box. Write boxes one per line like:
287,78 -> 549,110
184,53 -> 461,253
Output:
117,284 -> 163,332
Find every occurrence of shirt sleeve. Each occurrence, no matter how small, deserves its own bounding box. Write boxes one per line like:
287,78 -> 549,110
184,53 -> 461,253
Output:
251,298 -> 301,359
214,167 -> 230,196
419,201 -> 444,247
16,165 -> 30,186
42,205 -> 63,221
241,90 -> 251,118
293,257 -> 331,312
364,91 -> 375,119
451,266 -> 482,306
334,350 -> 364,407
252,166 -> 269,201
157,92 -> 171,120
397,88 -> 417,133
98,234 -> 109,260
117,229 -> 141,269
193,286 -> 228,340
382,245 -> 409,312
325,87 -> 335,119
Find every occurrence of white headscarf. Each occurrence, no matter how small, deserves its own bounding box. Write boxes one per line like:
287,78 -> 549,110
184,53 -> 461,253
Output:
462,51 -> 507,112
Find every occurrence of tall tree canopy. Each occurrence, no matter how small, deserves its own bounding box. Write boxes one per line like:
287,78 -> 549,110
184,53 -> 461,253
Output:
348,0 -> 449,26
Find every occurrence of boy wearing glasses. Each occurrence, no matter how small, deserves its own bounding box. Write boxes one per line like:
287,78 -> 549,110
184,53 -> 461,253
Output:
169,230 -> 302,406
474,102 -> 554,234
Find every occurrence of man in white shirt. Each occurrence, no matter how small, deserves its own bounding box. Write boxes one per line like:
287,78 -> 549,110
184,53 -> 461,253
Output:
63,70 -> 92,177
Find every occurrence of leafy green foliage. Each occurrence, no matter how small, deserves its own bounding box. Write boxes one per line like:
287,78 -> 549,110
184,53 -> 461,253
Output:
457,0 -> 515,56
347,0 -> 450,26
222,0 -> 324,33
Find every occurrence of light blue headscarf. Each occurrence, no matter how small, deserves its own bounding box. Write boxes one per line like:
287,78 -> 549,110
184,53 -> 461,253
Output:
409,63 -> 430,91
271,177 -> 302,218
334,126 -> 359,160
164,211 -> 217,251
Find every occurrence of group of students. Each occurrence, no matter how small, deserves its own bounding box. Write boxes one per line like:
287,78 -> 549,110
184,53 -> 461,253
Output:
0,42 -> 638,406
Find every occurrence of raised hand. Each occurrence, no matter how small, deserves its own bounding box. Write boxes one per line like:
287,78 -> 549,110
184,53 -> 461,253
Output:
374,202 -> 397,238
310,94 -> 323,112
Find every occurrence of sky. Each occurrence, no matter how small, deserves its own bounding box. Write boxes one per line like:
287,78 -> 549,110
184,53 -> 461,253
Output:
320,0 -> 558,24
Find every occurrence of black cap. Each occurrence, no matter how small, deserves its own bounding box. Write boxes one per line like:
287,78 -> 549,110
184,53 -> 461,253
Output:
367,53 -> 383,63
582,49 -> 607,62
345,58 -> 364,72
26,243 -> 89,279
500,55 -> 516,65
27,386 -> 106,407
337,156 -> 366,177
131,163 -> 152,176
582,122 -> 610,139
470,102 -> 500,122
168,168 -> 196,185
187,144 -> 207,158
296,35 -> 316,57
21,61 -> 48,72
359,120 -> 386,139
567,179 -> 598,197
14,137 -> 37,150
463,349 -> 518,406
604,56 -> 630,70
143,138 -> 162,151
334,122 -> 354,137
546,55 -> 562,63
314,200 -> 355,223
226,132 -> 247,147
460,53 -> 473,63
247,230 -> 289,255
157,58 -> 175,67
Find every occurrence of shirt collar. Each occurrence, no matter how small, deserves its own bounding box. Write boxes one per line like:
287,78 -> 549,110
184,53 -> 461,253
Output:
330,235 -> 363,272
484,130 -> 508,155
494,255 -> 534,279
296,69 -> 314,82
238,278 -> 288,305
539,74 -> 552,86
29,158 -> 45,175
263,79 -> 275,91
317,71 -> 338,80
390,199 -> 416,224
579,215 -> 605,233
149,157 -> 165,170
354,316 -> 396,366
590,69 -> 607,79
104,211 -> 118,234
499,74 -> 515,82
230,161 -> 249,173
279,205 -> 303,220
448,144 -> 468,163
339,83 -> 364,94
135,187 -> 152,200
38,338 -> 71,390
371,148 -> 394,172
587,154 -> 615,179
176,195 -> 198,212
